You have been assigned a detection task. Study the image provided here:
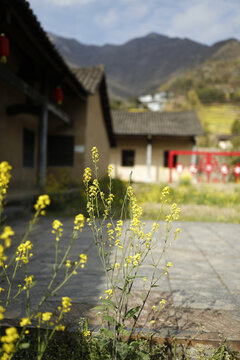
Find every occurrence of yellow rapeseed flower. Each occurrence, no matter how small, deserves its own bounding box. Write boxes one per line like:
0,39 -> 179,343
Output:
20,317 -> 31,327
107,165 -> 113,177
0,305 -> 5,320
42,312 -> 52,322
91,146 -> 99,163
66,260 -> 71,269
0,162 -> 12,196
104,289 -> 113,298
62,297 -> 72,313
52,219 -> 63,241
34,194 -> 50,212
56,324 -> 65,331
74,214 -> 84,231
15,240 -> 33,264
1,326 -> 18,358
80,253 -> 87,268
83,167 -> 92,185
115,263 -> 120,270
24,275 -> 34,288
0,226 -> 14,248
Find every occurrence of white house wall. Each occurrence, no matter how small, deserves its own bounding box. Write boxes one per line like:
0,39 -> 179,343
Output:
110,136 -> 194,183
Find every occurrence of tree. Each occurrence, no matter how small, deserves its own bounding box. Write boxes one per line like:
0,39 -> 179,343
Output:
231,118 -> 240,150
186,89 -> 201,109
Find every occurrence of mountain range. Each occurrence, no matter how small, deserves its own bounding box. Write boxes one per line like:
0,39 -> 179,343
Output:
49,33 -> 240,100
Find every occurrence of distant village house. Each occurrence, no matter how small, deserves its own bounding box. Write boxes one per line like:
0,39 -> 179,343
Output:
110,111 -> 204,182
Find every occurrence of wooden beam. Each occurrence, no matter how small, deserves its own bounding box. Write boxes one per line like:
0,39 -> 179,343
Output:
47,103 -> 71,124
0,64 -> 71,124
7,103 -> 40,116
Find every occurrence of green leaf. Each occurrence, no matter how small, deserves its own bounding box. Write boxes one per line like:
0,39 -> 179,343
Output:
118,327 -> 131,336
124,306 -> 140,319
116,341 -> 130,360
100,298 -> 116,309
100,328 -> 114,339
19,343 -> 30,349
103,315 -> 117,325
92,305 -> 106,311
151,284 -> 159,288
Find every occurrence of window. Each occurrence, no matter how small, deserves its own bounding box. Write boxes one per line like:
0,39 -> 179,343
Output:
122,150 -> 135,167
23,129 -> 35,168
164,151 -> 177,168
47,135 -> 74,166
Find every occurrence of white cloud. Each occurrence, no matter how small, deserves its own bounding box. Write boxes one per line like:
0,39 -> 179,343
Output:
28,0 -> 240,45
94,9 -> 118,27
29,0 -> 96,6
167,0 -> 240,44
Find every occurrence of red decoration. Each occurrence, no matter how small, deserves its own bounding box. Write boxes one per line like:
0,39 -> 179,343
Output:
189,164 -> 198,175
0,33 -> 9,63
168,150 -> 240,184
54,86 -> 64,105
220,163 -> 229,183
233,163 -> 240,183
176,163 -> 184,174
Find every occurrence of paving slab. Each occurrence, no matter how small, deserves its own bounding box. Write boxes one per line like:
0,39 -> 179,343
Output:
1,217 -> 240,347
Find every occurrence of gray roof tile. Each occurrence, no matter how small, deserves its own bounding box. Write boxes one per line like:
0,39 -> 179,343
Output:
111,110 -> 204,136
71,65 -> 104,94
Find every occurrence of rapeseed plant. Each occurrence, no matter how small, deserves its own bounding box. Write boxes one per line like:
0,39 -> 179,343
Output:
0,161 -> 87,360
84,147 -> 181,360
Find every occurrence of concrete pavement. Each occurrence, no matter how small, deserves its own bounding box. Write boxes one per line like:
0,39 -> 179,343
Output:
1,217 -> 240,346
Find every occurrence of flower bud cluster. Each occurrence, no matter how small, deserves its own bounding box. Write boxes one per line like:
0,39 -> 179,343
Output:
83,167 -> 92,186
34,194 -> 50,214
52,219 -> 63,242
0,161 -> 12,195
91,147 -> 99,164
0,226 -> 14,248
16,240 -> 33,264
74,214 -> 84,231
0,327 -> 19,358
80,253 -> 87,268
165,203 -> 181,223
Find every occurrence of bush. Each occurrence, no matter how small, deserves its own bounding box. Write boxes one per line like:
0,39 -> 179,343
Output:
196,87 -> 226,104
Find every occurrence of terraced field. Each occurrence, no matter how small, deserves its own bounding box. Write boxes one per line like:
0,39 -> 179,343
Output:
197,104 -> 240,134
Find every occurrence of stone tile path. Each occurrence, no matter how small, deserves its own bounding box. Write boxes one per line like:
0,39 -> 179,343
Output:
1,217 -> 240,347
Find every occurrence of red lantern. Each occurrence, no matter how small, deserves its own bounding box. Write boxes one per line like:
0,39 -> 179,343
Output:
233,163 -> 240,183
54,86 -> 64,105
0,33 -> 9,63
176,163 -> 184,174
220,163 -> 229,183
189,163 -> 198,175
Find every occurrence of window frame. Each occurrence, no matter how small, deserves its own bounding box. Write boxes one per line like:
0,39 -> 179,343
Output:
164,150 -> 177,168
47,135 -> 74,167
121,149 -> 135,167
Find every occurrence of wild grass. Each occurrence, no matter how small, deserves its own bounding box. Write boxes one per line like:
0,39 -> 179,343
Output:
134,182 -> 240,223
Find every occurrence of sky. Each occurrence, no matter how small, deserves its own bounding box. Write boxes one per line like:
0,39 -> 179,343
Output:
28,0 -> 240,46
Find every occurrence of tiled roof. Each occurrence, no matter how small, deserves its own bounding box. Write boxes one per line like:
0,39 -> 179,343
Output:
11,0 -> 87,98
112,111 -> 204,136
72,66 -> 104,94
